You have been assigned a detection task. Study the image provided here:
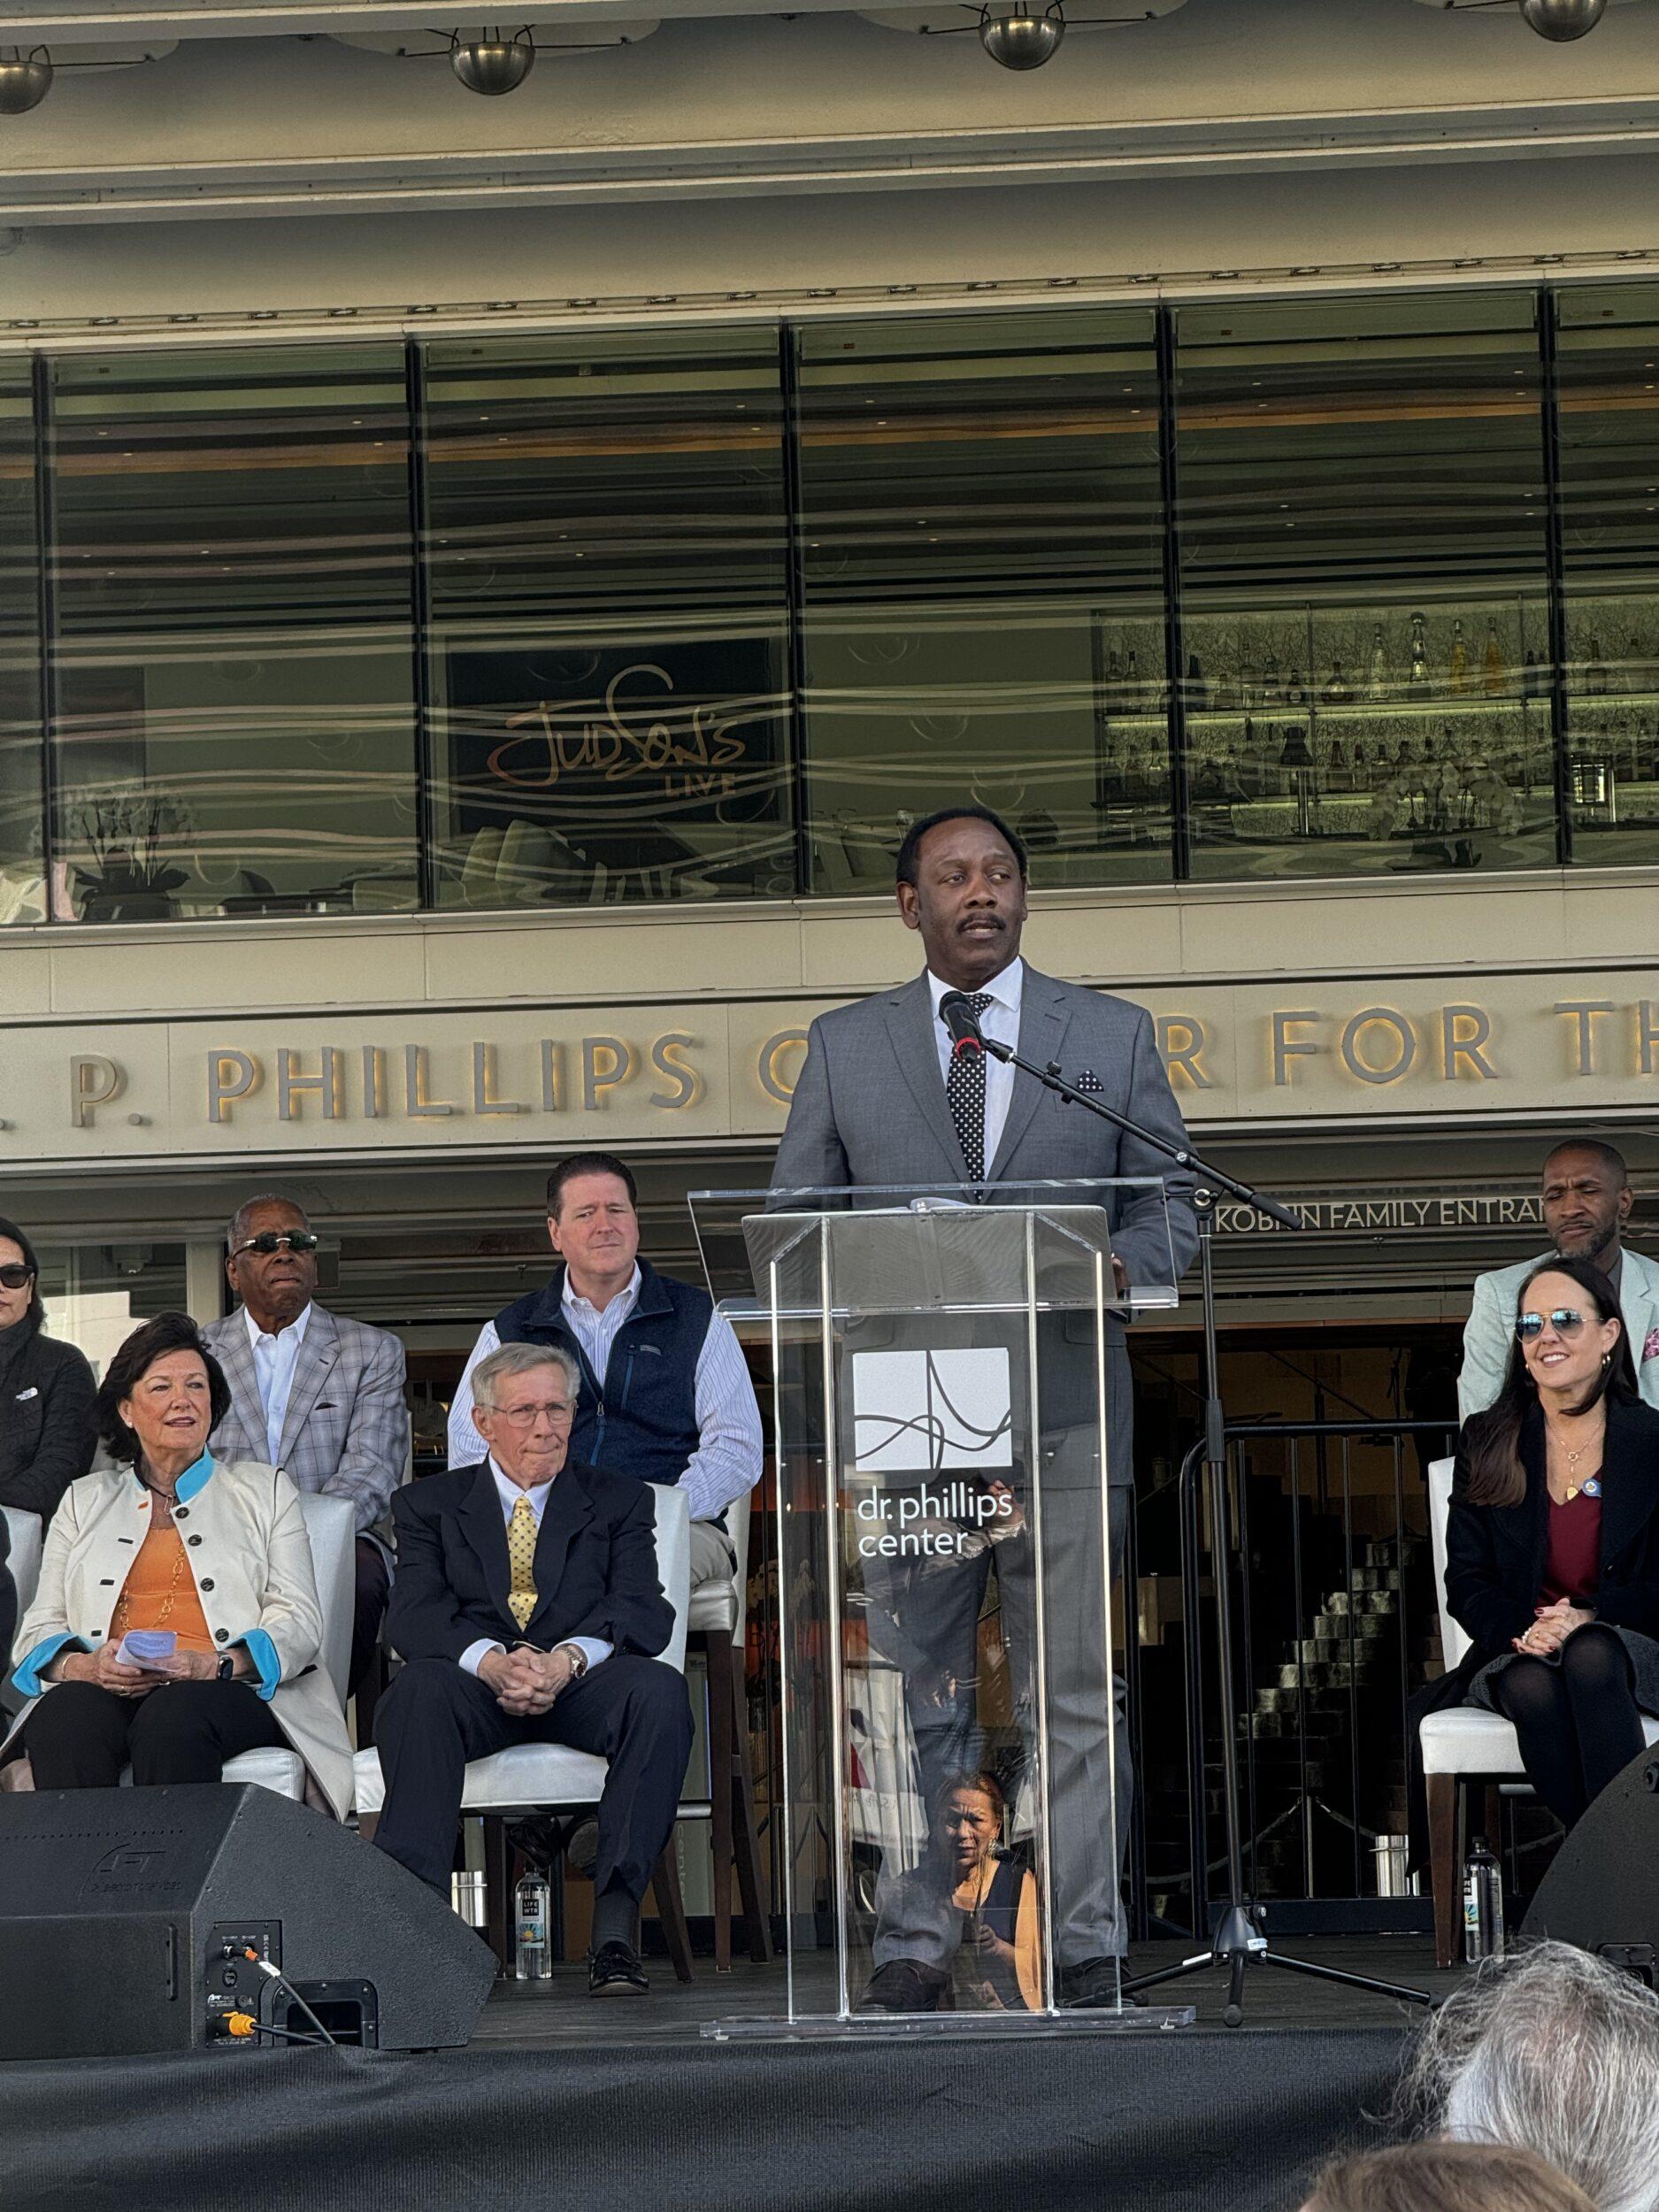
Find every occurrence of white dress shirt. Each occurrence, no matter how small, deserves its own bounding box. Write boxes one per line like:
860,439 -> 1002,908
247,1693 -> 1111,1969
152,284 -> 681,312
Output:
457,1457 -> 613,1681
244,1301 -> 313,1469
926,956 -> 1024,1177
447,1270 -> 763,1523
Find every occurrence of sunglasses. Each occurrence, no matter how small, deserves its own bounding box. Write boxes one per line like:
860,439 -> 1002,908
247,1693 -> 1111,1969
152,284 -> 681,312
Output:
1516,1308 -> 1590,1342
0,1263 -> 36,1291
231,1231 -> 320,1259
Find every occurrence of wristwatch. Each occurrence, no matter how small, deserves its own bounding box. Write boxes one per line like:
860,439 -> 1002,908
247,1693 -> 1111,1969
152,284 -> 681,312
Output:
216,1654 -> 237,1683
557,1642 -> 589,1680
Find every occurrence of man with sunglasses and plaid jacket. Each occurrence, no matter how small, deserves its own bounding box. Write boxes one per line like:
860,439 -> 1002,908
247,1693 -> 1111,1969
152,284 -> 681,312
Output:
203,1195 -> 409,1689
1460,1140 -> 1659,1423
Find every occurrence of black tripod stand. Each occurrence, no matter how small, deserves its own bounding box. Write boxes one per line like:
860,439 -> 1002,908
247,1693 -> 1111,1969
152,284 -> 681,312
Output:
965,1028 -> 1434,2026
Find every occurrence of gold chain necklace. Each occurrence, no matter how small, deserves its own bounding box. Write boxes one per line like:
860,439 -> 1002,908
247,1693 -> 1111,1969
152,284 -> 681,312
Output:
1548,1418 -> 1605,1503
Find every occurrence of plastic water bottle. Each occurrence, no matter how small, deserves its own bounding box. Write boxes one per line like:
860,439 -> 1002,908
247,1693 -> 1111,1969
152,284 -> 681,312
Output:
1463,1835 -> 1505,1963
514,1872 -> 551,1980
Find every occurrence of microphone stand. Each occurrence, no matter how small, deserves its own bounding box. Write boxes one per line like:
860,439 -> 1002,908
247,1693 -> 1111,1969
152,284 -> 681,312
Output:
970,1028 -> 1433,2024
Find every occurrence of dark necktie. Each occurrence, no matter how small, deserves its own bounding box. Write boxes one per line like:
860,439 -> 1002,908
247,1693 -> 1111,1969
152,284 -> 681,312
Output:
945,992 -> 995,1182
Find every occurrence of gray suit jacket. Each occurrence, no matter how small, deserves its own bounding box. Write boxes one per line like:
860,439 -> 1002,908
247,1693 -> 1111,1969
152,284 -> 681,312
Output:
1459,1247 -> 1659,1424
204,1303 -> 409,1536
771,965 -> 1199,1482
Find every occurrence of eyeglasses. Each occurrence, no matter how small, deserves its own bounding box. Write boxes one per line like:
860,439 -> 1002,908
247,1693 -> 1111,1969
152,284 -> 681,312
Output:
1516,1309 -> 1590,1342
488,1401 -> 575,1429
231,1231 -> 320,1259
0,1264 -> 35,1291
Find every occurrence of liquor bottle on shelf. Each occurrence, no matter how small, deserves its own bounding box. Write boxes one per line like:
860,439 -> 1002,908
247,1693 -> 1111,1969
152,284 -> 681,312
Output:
1237,652 -> 1256,710
1482,619 -> 1505,697
1320,656 -> 1354,706
1351,736 -> 1369,785
1522,649 -> 1540,701
1104,646 -> 1125,703
1409,611 -> 1431,700
1366,623 -> 1388,701
1186,651 -> 1209,711
1286,666 -> 1309,707
1448,618 -> 1470,697
1326,734 -> 1348,787
1586,636 -> 1609,697
1260,650 -> 1282,706
1125,647 -> 1144,709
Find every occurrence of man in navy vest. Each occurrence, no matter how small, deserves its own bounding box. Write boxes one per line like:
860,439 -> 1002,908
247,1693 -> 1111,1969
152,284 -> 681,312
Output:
449,1152 -> 763,1601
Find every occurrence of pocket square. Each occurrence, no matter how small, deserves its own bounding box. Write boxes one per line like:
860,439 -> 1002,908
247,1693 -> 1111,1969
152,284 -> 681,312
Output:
1645,1327 -> 1659,1365
14,1386 -> 37,1402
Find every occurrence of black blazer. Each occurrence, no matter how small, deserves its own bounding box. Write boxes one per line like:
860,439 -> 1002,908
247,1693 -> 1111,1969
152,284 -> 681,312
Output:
1443,1394 -> 1659,1692
386,1458 -> 674,1666
0,1331 -> 97,1522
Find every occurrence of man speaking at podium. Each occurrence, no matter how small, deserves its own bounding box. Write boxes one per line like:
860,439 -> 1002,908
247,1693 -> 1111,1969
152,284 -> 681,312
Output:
772,804 -> 1197,2009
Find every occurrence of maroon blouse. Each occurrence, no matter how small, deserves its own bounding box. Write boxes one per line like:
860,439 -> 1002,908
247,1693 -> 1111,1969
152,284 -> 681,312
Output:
1541,1488 -> 1602,1606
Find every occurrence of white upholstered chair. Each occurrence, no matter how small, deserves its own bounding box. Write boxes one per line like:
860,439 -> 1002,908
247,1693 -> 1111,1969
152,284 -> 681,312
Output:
1419,1455 -> 1659,1966
351,1480 -> 698,1981
2,1509 -> 43,1713
687,1487 -> 772,1970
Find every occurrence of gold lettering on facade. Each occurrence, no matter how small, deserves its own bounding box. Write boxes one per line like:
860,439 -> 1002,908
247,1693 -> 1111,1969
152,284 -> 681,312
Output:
207,1052 -> 260,1124
71,1054 -> 125,1129
1271,1011 -> 1320,1087
1555,1001 -> 1617,1077
403,1045 -> 458,1118
582,1037 -> 637,1110
1637,1002 -> 1659,1079
472,1042 -> 528,1116
1441,1005 -> 1498,1082
277,1048 -> 342,1123
1156,1015 -> 1212,1090
1340,1009 -> 1417,1087
362,1045 -> 387,1120
758,1030 -> 808,1105
541,1041 -> 565,1113
649,1034 -> 701,1110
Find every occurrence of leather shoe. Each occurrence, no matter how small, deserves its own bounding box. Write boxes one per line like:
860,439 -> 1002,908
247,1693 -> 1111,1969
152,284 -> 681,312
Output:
1059,1956 -> 1139,2009
588,1939 -> 649,1996
855,1959 -> 949,2014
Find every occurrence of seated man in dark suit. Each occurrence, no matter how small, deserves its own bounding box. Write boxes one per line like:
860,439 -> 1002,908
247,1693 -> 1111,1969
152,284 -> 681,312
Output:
372,1340 -> 692,1996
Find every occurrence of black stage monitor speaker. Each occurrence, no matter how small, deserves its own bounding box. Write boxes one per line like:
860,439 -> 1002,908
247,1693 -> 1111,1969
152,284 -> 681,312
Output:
0,1785 -> 496,2060
1521,1742 -> 1659,1984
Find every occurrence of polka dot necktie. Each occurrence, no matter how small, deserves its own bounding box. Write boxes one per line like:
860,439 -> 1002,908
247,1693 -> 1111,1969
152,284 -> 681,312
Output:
507,1494 -> 539,1630
945,992 -> 995,1182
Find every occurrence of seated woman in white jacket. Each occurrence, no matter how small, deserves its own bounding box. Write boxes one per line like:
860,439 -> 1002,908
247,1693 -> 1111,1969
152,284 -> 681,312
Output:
4,1311 -> 352,1820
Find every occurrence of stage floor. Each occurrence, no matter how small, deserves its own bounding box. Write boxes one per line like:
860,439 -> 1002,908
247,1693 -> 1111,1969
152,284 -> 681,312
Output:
472,1934 -> 1466,2047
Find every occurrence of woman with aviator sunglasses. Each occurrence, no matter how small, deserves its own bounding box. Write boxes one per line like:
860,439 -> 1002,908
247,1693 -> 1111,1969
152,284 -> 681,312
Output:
0,1216 -> 97,1523
1441,1254 -> 1659,1831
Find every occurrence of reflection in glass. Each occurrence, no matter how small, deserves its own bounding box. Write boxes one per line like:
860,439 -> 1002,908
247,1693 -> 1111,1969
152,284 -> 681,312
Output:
1174,293 -> 1555,880
35,1242 -> 188,1380
795,310 -> 1171,892
1556,287 -> 1659,867
50,346 -> 418,921
422,330 -> 794,910
0,365 -> 44,926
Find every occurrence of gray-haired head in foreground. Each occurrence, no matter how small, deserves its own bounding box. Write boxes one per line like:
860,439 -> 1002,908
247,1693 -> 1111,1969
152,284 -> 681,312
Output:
1398,1940 -> 1659,2212
472,1340 -> 580,1412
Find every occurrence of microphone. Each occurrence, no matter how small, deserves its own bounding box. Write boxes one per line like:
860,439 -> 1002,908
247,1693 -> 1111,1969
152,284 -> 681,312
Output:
938,992 -> 985,1056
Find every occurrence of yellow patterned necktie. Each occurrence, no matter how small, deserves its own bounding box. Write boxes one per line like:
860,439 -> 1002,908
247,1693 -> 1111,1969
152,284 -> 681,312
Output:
507,1494 -> 539,1630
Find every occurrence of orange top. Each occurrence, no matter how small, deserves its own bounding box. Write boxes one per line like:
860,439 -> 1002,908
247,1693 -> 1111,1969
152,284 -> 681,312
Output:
108,1520 -> 215,1656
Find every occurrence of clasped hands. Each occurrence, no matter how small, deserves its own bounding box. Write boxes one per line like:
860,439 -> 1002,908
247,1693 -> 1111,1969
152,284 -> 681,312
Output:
1513,1596 -> 1595,1658
58,1645 -> 230,1696
478,1642 -> 578,1716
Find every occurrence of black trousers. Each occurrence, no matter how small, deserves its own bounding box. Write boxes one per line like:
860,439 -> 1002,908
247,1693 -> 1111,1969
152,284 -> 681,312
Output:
21,1679 -> 286,1789
351,1538 -> 391,1694
1490,1623 -> 1647,1829
371,1655 -> 694,1899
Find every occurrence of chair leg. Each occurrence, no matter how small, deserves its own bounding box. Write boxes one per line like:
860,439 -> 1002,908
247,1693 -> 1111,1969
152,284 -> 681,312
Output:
483,1815 -> 514,1976
652,1838 -> 695,1985
726,1643 -> 772,1965
702,1630 -> 737,1972
1428,1776 -> 1461,1970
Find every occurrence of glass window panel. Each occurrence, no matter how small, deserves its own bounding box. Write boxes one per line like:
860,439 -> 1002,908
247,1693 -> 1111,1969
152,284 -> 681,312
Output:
1556,285 -> 1659,868
795,309 -> 1170,892
50,346 -> 418,922
0,364 -> 44,926
1174,292 -> 1555,883
35,1241 -> 188,1380
422,329 -> 793,910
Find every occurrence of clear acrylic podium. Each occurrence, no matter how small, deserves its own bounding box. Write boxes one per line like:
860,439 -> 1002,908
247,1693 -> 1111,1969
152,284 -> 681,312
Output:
689,1179 -> 1190,2037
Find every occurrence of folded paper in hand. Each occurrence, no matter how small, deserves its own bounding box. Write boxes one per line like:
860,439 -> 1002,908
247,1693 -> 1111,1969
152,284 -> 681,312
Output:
115,1629 -> 176,1667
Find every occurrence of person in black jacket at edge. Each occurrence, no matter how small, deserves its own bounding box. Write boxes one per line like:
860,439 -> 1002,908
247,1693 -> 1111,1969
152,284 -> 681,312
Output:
1417,1254 -> 1659,1842
0,1218 -> 98,1524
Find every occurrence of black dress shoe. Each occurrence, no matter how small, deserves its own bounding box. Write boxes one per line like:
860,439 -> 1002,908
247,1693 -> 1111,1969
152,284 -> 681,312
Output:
1058,1956 -> 1140,2009
588,1939 -> 649,1996
855,1959 -> 950,2015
